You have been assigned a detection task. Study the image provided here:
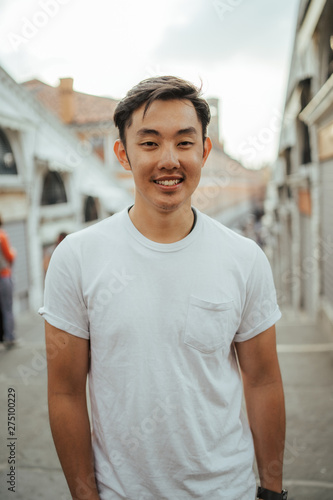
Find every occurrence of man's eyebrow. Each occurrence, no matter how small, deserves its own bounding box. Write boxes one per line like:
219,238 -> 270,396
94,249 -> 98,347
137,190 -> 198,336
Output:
136,127 -> 198,137
176,127 -> 198,136
136,128 -> 161,137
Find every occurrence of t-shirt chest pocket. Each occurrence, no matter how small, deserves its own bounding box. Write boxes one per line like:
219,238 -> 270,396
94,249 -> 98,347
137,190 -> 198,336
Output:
184,296 -> 234,354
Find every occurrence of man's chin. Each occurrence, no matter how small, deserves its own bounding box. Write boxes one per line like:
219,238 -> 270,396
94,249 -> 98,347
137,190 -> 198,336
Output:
154,199 -> 192,214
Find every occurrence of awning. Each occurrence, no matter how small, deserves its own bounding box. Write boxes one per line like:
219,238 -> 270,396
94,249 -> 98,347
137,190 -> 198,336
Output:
0,111 -> 33,131
34,156 -> 75,173
79,165 -> 133,212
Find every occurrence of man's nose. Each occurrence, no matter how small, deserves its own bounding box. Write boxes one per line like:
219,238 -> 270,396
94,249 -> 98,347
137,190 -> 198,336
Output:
157,145 -> 180,169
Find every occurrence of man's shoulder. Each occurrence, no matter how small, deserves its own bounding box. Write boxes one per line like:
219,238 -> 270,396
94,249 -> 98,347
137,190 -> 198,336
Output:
66,209 -> 126,245
199,210 -> 257,251
52,209 -> 128,264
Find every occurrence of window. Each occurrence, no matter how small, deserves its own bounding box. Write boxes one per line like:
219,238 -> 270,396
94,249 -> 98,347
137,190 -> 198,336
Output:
278,185 -> 285,201
299,79 -> 312,165
328,35 -> 333,79
299,121 -> 311,165
284,147 -> 292,176
41,171 -> 67,205
0,129 -> 17,175
84,196 -> 98,222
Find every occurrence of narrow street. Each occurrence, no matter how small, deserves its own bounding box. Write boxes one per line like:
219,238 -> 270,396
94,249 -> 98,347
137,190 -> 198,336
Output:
276,310 -> 333,499
0,309 -> 332,500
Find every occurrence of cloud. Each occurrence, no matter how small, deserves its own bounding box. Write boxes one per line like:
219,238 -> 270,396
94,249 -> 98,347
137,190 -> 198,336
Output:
153,0 -> 297,67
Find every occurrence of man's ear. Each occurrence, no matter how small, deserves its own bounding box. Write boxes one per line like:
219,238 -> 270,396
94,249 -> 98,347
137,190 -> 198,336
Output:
202,137 -> 212,168
114,140 -> 131,171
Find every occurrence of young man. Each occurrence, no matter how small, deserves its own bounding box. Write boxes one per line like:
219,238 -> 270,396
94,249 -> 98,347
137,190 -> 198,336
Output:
41,76 -> 287,500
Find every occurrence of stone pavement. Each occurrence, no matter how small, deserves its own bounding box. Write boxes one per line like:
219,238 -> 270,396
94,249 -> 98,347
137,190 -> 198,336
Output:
275,310 -> 333,500
0,309 -> 332,500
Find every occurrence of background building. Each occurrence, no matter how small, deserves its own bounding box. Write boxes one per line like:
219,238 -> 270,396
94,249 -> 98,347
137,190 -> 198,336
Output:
0,66 -> 131,314
265,0 -> 333,330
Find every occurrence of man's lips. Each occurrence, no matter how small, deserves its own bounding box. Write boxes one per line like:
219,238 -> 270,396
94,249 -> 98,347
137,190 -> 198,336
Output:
152,176 -> 184,186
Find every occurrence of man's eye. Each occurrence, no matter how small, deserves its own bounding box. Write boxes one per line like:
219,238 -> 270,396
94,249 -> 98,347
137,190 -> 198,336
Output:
179,141 -> 193,146
142,142 -> 157,147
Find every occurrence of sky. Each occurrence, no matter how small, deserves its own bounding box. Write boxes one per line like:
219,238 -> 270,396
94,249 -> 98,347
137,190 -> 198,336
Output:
0,0 -> 300,168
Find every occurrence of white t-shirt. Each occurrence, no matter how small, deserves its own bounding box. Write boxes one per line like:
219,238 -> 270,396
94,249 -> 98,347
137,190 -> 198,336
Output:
39,206 -> 281,500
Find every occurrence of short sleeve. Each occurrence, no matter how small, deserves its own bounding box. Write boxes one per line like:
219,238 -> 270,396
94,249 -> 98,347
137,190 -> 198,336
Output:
235,244 -> 281,342
38,237 -> 89,339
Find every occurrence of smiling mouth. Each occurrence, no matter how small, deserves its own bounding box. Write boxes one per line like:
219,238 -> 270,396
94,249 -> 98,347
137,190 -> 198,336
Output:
154,179 -> 183,186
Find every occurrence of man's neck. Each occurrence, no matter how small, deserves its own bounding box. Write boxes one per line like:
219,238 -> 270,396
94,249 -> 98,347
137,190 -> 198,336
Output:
128,204 -> 195,244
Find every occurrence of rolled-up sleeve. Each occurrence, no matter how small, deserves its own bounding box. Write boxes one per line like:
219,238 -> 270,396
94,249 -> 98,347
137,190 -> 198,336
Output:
235,245 -> 281,342
38,237 -> 89,339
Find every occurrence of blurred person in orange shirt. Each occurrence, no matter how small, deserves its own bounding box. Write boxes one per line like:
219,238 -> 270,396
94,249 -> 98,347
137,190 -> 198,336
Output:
0,216 -> 17,348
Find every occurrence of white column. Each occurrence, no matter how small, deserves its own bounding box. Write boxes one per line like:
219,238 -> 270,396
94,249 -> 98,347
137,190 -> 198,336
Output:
27,163 -> 44,311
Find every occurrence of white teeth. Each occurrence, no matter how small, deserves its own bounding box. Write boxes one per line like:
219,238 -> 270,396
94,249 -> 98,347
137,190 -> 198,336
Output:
155,179 -> 181,186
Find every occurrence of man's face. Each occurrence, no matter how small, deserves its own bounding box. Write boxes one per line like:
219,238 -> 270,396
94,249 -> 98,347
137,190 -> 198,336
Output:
114,99 -> 212,215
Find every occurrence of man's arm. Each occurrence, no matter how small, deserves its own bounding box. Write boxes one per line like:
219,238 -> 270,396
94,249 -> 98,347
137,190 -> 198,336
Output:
45,321 -> 100,500
235,325 -> 285,495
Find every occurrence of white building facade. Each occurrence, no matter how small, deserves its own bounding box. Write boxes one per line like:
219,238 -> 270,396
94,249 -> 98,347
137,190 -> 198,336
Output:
266,0 -> 333,330
0,66 -> 132,315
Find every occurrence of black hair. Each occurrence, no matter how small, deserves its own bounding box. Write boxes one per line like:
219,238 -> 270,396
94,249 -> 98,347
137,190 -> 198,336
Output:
113,76 -> 211,147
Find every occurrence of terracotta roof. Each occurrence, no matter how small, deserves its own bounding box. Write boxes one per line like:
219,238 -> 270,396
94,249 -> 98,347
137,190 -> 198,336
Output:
21,79 -> 118,125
